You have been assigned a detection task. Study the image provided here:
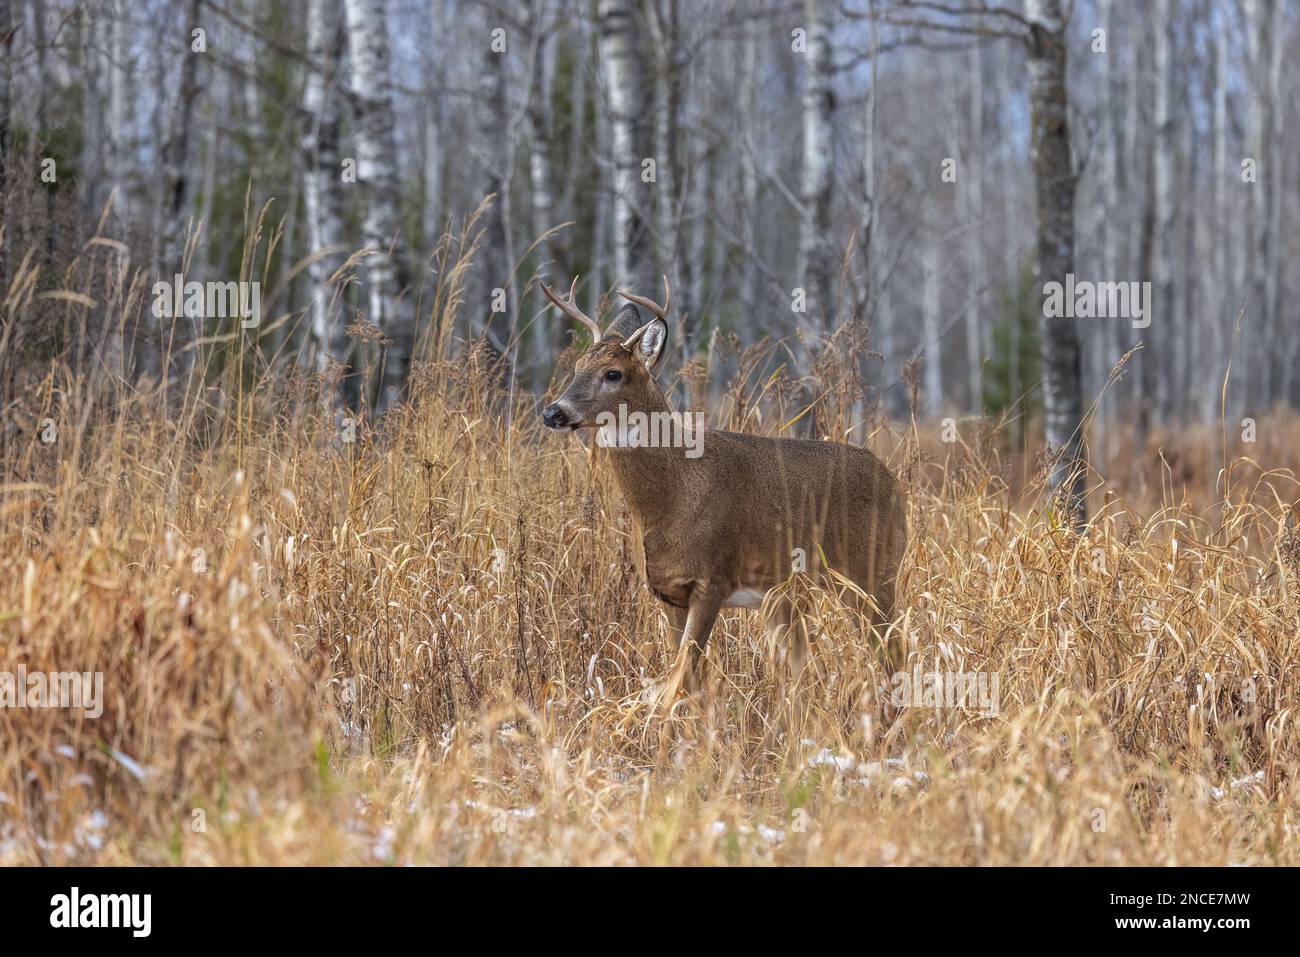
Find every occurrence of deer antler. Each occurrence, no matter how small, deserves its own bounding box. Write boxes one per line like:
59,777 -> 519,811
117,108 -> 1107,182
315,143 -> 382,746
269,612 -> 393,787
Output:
618,274 -> 672,324
540,276 -> 603,341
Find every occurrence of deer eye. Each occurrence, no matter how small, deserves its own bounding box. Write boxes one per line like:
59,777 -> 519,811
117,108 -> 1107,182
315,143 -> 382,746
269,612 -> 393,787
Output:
604,369 -> 623,382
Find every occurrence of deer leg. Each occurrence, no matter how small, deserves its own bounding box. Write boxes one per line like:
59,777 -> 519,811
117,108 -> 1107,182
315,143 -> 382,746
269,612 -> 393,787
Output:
680,583 -> 726,691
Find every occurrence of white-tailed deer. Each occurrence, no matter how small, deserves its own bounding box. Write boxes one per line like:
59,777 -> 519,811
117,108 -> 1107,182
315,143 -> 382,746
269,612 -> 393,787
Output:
541,276 -> 906,690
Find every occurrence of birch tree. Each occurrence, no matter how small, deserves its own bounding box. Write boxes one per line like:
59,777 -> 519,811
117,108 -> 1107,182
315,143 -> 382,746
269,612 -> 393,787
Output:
0,0 -> 15,294
156,0 -> 203,395
1262,0 -> 1285,400
1244,0 -> 1270,410
1206,3 -> 1229,422
31,0 -> 57,267
303,0 -> 355,409
739,18 -> 762,320
160,0 -> 203,275
1026,0 -> 1085,522
423,0 -> 450,248
597,0 -> 653,292
587,70 -> 610,325
0,0 -> 12,254
922,239 -> 942,416
477,22 -> 515,377
77,1 -> 105,220
107,0 -> 128,222
1150,0 -> 1174,417
527,0 -> 556,277
796,0 -> 835,339
527,0 -> 561,370
344,0 -> 414,411
646,0 -> 691,351
964,43 -> 985,409
1097,0 -> 1123,435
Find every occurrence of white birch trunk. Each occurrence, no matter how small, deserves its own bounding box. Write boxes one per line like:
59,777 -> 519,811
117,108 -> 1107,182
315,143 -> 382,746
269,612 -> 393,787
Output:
1206,10 -> 1228,422
922,240 -> 942,417
0,0 -> 12,200
107,0 -> 127,222
344,0 -> 414,410
476,33 -> 515,378
1265,0 -> 1286,400
1151,0 -> 1174,417
528,0 -> 559,368
303,0 -> 355,409
647,0 -> 690,350
964,43 -> 985,411
78,1 -> 104,220
740,19 -> 761,319
587,94 -> 610,326
597,0 -> 652,292
422,0 -> 448,249
1245,0 -> 1269,409
796,0 -> 835,342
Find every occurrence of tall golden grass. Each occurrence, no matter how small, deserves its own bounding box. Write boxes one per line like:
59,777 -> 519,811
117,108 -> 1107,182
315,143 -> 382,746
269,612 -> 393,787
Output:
2,223 -> 1299,865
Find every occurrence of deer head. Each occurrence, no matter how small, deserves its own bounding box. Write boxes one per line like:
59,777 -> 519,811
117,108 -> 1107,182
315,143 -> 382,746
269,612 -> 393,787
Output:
541,276 -> 671,432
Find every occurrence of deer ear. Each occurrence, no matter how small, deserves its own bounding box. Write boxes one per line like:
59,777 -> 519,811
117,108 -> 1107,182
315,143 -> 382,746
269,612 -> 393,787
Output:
602,303 -> 644,343
627,318 -> 668,372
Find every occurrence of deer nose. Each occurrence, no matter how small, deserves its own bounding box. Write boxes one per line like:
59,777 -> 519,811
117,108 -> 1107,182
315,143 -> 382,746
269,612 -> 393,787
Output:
542,404 -> 569,430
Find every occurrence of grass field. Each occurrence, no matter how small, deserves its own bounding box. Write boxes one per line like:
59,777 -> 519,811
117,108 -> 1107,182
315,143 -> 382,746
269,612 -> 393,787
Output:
3,322 -> 1299,866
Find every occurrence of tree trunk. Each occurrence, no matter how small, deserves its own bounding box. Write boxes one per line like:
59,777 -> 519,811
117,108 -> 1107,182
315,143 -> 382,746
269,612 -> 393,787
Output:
0,0 -> 13,284
1025,0 -> 1086,523
1263,0 -> 1285,402
161,0 -> 203,271
922,240 -> 942,417
647,0 -> 691,353
422,0 -> 448,250
597,0 -> 653,292
0,0 -> 10,183
303,0 -> 356,411
107,0 -> 127,224
740,18 -> 761,321
587,88 -> 610,328
1245,0 -> 1270,412
1206,4 -> 1228,422
476,31 -> 515,381
1151,0 -> 1174,420
796,0 -> 835,342
344,0 -> 414,411
197,18 -> 221,277
32,0 -> 58,271
528,0 -> 560,373
78,2 -> 104,221
687,145 -> 708,335
964,43 -> 985,412
1099,0 -> 1122,438
160,0 -> 204,395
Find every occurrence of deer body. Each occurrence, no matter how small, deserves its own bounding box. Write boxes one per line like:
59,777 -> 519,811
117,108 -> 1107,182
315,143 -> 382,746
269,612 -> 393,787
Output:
541,277 -> 906,686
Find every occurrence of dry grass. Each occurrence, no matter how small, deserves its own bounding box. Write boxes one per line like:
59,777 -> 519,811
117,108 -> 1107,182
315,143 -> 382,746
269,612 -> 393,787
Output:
3,234 -> 1300,866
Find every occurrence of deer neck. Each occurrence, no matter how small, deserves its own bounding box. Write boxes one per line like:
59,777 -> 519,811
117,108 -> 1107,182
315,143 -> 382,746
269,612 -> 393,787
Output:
602,390 -> 687,527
